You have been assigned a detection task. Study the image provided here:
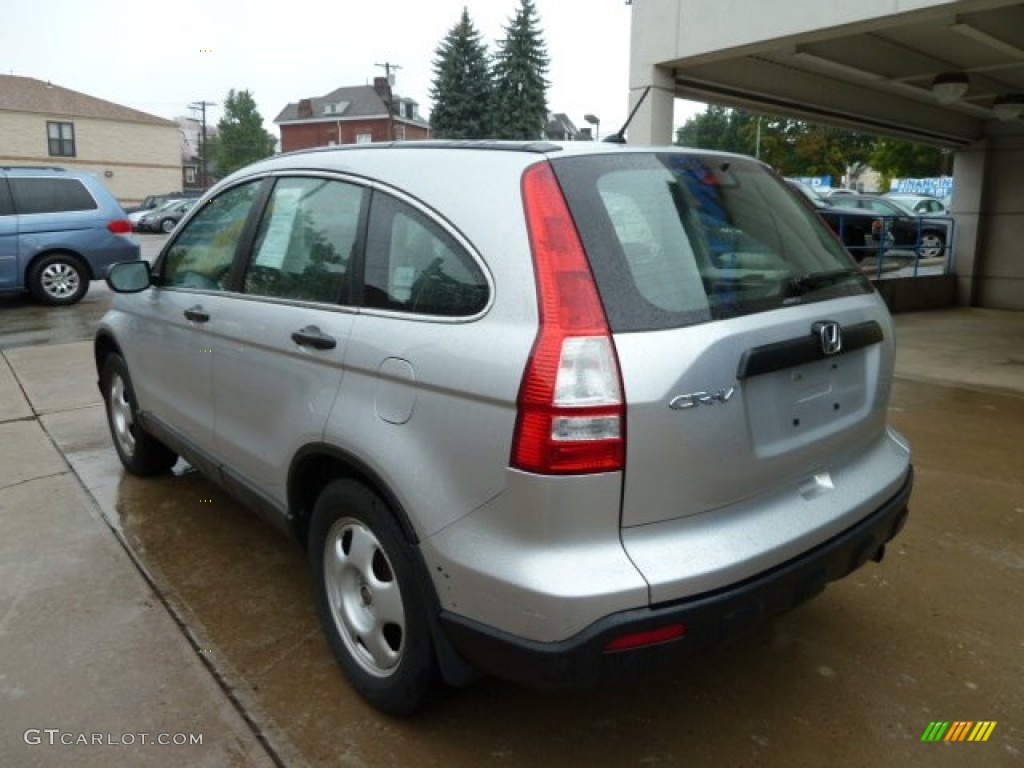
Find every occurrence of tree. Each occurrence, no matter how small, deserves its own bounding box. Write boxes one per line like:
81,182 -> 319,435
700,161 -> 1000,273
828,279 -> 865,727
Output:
675,105 -> 751,153
430,8 -> 494,139
676,106 -> 875,180
870,140 -> 946,189
214,89 -> 277,177
490,0 -> 550,139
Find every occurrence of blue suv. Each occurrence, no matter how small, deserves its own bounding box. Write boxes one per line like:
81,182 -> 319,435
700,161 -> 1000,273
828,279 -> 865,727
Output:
0,166 -> 141,305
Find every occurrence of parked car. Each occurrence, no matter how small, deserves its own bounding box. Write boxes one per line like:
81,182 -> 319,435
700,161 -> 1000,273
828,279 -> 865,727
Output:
0,166 -> 140,305
884,193 -> 948,215
136,198 -> 196,233
837,194 -> 951,259
97,143 -> 912,714
786,179 -> 892,260
128,206 -> 160,231
124,190 -> 204,215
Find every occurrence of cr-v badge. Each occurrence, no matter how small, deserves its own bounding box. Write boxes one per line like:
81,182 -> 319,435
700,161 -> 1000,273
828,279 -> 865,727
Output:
669,387 -> 736,410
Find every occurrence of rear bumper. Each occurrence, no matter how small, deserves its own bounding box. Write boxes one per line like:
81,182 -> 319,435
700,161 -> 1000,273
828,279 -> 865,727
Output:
440,466 -> 912,689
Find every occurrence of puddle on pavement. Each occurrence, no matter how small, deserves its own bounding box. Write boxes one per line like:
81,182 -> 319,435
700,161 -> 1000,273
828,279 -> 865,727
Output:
0,290 -> 112,350
68,378 -> 1023,766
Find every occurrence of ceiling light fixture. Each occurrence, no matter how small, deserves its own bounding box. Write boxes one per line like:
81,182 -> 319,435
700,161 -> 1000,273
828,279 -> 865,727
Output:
992,93 -> 1024,121
932,72 -> 969,104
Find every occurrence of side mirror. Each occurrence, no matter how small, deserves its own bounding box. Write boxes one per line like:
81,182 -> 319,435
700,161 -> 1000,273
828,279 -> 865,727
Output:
106,260 -> 152,293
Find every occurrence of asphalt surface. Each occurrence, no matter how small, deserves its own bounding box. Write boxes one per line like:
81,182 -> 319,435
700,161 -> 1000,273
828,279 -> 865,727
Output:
1,239 -> 1021,767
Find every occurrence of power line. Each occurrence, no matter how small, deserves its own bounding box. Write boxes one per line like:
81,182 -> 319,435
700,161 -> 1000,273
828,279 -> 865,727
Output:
188,100 -> 217,188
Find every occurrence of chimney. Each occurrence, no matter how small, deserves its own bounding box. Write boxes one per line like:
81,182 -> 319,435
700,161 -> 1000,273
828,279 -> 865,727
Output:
298,98 -> 313,119
373,77 -> 394,112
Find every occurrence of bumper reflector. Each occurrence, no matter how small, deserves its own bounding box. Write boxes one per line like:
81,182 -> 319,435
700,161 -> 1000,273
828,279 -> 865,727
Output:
603,623 -> 687,652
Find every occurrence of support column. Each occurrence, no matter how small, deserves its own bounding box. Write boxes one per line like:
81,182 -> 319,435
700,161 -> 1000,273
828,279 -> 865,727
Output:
625,66 -> 675,146
950,140 -> 987,307
953,131 -> 1024,309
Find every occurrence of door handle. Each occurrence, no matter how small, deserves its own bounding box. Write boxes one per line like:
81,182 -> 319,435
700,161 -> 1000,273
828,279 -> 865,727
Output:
291,325 -> 337,350
184,305 -> 209,323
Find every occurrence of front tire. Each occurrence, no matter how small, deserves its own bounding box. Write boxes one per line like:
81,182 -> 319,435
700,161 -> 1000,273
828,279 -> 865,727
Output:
160,218 -> 176,234
28,253 -> 89,305
101,354 -> 177,475
309,479 -> 438,715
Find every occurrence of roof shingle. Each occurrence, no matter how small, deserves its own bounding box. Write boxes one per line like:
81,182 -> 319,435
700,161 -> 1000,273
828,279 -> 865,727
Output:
0,75 -> 176,126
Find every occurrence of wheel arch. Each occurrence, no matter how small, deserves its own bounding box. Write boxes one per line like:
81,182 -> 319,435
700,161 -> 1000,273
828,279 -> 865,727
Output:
94,330 -> 123,377
28,248 -> 95,280
288,443 -> 419,550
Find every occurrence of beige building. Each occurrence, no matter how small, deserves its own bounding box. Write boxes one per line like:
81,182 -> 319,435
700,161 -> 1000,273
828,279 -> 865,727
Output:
0,75 -> 181,206
628,0 -> 1024,310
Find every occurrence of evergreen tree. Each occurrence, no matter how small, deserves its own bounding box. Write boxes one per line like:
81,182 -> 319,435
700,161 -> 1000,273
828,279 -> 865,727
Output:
215,89 -> 276,176
430,7 -> 493,139
430,8 -> 494,139
490,0 -> 550,140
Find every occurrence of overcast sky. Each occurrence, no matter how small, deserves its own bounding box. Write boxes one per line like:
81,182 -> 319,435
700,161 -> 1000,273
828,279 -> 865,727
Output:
2,0 -> 704,138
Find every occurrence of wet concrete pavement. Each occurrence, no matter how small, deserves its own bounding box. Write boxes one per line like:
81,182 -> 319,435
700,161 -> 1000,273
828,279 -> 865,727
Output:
1,266 -> 1021,766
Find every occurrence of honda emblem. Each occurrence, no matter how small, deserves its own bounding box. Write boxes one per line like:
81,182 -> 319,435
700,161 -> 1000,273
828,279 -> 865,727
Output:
814,321 -> 842,356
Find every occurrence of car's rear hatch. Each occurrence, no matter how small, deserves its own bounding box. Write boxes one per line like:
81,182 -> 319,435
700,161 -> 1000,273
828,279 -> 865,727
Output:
551,150 -> 901,530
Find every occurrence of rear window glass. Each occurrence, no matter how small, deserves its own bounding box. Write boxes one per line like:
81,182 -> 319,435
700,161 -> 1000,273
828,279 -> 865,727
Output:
551,153 -> 871,332
9,177 -> 97,214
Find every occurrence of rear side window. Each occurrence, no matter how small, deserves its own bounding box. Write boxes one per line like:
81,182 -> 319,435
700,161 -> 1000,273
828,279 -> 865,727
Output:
363,193 -> 488,316
9,177 -> 97,214
552,153 -> 871,332
0,179 -> 13,216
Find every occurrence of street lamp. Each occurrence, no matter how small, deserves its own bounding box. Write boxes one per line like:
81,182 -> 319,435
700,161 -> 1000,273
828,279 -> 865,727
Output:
584,114 -> 600,141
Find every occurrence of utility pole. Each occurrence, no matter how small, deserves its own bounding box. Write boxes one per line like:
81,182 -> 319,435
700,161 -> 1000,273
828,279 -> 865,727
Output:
188,100 -> 217,188
374,62 -> 402,140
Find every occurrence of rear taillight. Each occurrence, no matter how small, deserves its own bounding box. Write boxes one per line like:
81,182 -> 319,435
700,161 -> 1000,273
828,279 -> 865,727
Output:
107,219 -> 133,235
511,162 -> 625,475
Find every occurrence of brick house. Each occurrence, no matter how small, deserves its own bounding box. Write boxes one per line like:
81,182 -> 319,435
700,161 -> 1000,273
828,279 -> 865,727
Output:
0,75 -> 181,206
275,77 -> 430,152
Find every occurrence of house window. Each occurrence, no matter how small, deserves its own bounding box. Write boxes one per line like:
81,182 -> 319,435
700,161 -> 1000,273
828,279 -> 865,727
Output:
395,124 -> 406,141
185,167 -> 197,184
356,133 -> 372,144
47,121 -> 76,157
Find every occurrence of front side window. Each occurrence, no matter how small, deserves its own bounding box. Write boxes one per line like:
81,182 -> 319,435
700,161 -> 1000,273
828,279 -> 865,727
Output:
244,176 -> 367,304
552,153 -> 871,332
161,182 -> 260,291
8,177 -> 96,214
363,193 -> 488,316
47,121 -> 76,157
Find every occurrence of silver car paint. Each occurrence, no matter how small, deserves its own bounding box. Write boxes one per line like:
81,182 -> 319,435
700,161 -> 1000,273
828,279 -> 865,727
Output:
211,296 -> 355,502
420,470 -> 648,643
615,295 -> 896,527
101,143 -> 911,647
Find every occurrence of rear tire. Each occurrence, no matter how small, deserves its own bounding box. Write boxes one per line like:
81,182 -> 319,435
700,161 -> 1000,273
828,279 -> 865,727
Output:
160,218 -> 176,234
309,479 -> 438,715
28,253 -> 89,305
917,231 -> 945,260
101,354 -> 177,475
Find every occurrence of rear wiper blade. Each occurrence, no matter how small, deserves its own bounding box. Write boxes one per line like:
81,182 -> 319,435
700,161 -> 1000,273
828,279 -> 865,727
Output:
788,268 -> 864,294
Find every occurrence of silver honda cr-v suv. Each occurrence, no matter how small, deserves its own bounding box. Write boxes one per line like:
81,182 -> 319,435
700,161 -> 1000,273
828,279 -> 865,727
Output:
95,141 -> 912,714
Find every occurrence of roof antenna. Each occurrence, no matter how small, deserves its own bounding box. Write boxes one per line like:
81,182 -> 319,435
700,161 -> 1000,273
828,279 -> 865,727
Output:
603,85 -> 651,144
